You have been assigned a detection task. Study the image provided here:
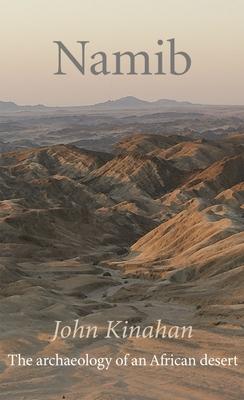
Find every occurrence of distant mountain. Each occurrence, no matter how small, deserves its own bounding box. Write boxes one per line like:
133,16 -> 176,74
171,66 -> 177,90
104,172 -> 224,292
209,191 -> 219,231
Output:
93,96 -> 149,109
153,98 -> 192,107
0,97 -> 195,113
92,96 -> 194,109
0,101 -> 19,112
0,101 -> 47,112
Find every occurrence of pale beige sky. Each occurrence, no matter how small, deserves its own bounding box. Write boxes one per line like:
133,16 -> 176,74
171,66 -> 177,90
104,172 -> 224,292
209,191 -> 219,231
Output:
1,0 -> 244,105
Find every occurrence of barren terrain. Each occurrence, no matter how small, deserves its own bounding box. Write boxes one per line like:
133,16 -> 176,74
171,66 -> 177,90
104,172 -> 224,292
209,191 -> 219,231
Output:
0,101 -> 244,399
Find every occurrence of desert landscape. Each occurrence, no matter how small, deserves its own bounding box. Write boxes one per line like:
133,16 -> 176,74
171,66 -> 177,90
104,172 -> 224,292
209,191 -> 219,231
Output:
0,97 -> 244,399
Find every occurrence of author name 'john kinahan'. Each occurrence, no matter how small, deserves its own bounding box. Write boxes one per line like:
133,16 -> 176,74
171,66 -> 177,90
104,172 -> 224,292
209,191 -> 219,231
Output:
51,319 -> 193,341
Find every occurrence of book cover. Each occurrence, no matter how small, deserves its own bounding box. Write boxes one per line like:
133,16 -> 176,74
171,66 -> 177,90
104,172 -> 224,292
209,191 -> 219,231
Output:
0,1 -> 243,399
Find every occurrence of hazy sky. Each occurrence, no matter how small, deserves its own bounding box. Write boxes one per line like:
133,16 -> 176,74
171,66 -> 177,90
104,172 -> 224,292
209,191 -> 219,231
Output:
1,0 -> 244,105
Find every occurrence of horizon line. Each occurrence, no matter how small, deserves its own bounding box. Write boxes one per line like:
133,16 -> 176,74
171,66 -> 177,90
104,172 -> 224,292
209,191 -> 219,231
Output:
1,96 -> 244,109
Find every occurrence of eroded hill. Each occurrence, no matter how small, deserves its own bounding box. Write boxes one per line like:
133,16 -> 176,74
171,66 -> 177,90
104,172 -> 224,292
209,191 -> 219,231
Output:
0,133 -> 244,400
